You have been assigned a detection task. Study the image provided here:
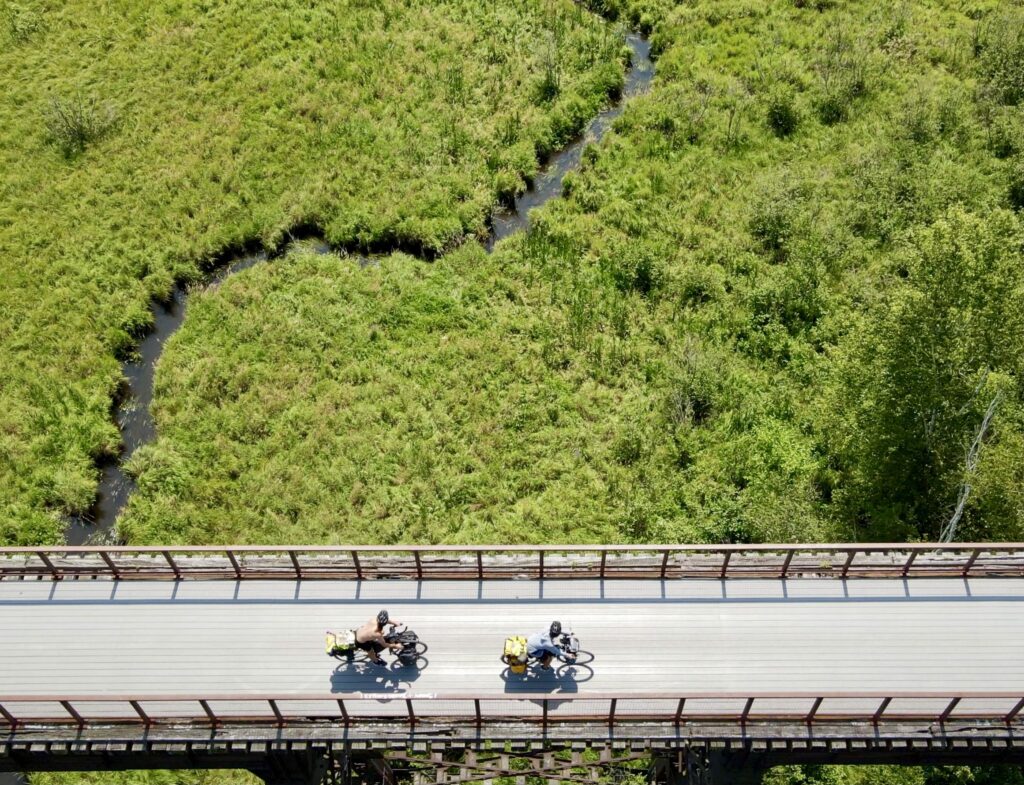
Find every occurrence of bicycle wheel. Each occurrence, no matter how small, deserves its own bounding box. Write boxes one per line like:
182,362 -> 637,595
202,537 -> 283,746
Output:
564,648 -> 594,666
403,654 -> 429,669
555,661 -> 595,683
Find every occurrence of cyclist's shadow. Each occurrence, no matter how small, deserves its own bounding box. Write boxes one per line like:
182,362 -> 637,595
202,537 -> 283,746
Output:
500,659 -> 592,697
329,659 -> 425,693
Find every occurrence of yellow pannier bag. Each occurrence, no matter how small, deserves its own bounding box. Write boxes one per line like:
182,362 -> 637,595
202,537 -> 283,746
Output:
503,635 -> 528,674
326,629 -> 356,656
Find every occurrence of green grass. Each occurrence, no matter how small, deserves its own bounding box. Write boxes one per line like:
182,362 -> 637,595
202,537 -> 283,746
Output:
121,0 -> 1024,547
31,771 -> 259,785
0,0 -> 628,543
122,245 -> 633,544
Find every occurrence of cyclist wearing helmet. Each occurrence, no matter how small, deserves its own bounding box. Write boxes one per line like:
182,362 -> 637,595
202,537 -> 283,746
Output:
527,621 -> 564,670
354,609 -> 402,665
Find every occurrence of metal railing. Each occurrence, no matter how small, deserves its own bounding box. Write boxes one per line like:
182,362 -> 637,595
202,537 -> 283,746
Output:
1,544 -> 1023,582
1,691 -> 1022,732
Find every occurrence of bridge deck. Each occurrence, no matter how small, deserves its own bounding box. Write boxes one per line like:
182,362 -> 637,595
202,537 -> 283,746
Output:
2,577 -> 1022,708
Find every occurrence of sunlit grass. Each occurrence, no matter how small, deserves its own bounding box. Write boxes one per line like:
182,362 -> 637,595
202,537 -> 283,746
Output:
0,0 -> 627,542
126,0 -> 1024,547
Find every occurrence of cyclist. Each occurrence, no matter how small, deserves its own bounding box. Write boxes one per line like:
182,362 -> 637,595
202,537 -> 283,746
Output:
527,621 -> 564,670
354,609 -> 402,665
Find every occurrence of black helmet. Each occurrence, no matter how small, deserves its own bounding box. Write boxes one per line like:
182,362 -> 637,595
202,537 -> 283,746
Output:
377,610 -> 389,627
550,621 -> 562,638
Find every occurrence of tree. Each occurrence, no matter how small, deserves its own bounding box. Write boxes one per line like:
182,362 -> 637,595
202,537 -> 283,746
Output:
826,208 -> 1024,538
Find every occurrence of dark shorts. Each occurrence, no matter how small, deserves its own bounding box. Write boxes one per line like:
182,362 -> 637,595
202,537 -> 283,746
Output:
356,639 -> 385,654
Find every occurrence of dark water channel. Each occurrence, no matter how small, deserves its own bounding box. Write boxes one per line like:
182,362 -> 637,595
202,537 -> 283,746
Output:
63,33 -> 654,546
490,33 -> 652,244
65,251 -> 272,543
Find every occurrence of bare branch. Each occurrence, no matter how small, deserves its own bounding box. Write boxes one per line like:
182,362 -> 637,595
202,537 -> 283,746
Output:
940,391 -> 1003,543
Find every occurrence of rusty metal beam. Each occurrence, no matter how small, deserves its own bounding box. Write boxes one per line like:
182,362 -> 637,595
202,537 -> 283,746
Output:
0,690 -> 1020,734
1,543 -> 1023,582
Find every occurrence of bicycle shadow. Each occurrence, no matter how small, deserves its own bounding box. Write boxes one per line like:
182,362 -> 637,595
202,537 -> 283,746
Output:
328,659 -> 426,694
500,660 -> 593,697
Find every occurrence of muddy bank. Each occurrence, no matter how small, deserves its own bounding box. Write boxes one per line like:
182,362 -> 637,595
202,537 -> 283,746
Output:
65,33 -> 654,544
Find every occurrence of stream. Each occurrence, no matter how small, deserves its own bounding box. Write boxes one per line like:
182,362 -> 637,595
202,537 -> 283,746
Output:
64,33 -> 653,545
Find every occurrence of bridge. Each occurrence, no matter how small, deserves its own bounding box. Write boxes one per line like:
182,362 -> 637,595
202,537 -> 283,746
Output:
2,543 -> 1024,784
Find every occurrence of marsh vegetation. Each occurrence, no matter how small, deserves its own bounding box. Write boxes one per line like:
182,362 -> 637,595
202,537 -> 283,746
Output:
117,0 -> 1024,549
0,0 -> 626,543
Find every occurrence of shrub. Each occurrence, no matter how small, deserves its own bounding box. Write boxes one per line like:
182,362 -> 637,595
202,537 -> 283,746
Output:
987,111 -> 1024,158
666,340 -> 722,429
765,85 -> 800,138
815,90 -> 850,125
813,27 -> 872,125
534,35 -> 561,104
977,13 -> 1024,106
792,0 -> 835,10
898,85 -> 966,146
602,242 -> 664,297
43,94 -> 117,157
749,182 -> 804,258
4,2 -> 43,41
1010,159 -> 1024,211
612,430 -> 644,465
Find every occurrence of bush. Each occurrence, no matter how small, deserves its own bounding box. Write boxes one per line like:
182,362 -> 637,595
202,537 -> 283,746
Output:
43,94 -> 116,157
792,0 -> 835,10
813,27 -> 871,125
1010,159 -> 1024,210
600,242 -> 664,297
977,14 -> 1024,106
534,35 -> 561,105
765,85 -> 800,138
4,2 -> 43,41
898,85 -> 966,147
813,92 -> 843,124
749,182 -> 804,258
987,113 -> 1022,158
612,430 -> 644,465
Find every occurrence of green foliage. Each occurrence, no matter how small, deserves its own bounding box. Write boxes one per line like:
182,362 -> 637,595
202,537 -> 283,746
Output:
826,208 -> 1024,538
2,0 -> 43,41
765,764 -> 1024,785
976,11 -> 1024,106
1010,157 -> 1024,211
97,0 -> 1024,551
32,770 -> 260,785
765,764 -> 925,785
0,0 -> 626,540
9,5 -> 1024,785
4,0 -> 1023,561
812,26 -> 872,125
765,85 -> 801,138
43,94 -> 117,157
984,109 -> 1024,158
749,180 -> 807,260
923,765 -> 1024,785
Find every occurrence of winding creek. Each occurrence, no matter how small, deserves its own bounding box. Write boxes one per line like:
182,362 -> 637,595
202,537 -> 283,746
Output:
64,33 -> 654,545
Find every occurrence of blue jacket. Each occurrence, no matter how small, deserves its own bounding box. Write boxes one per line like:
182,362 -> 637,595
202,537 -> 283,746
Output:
527,631 -> 561,658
